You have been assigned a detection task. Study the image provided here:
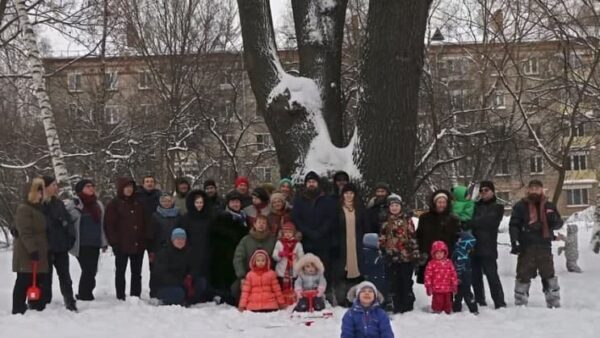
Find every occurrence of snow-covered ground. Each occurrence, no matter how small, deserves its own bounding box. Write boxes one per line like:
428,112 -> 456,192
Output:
1,209 -> 598,338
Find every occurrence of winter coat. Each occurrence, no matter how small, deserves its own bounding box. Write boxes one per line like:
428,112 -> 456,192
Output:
104,177 -> 152,255
239,250 -> 285,311
182,190 -> 213,276
206,194 -> 225,214
208,209 -> 248,290
152,242 -> 193,289
150,208 -> 182,253
291,192 -> 337,265
136,187 -> 162,217
367,197 -> 389,234
174,194 -> 188,215
233,228 -> 276,279
267,208 -> 292,235
272,238 -> 304,277
451,185 -> 474,224
293,253 -> 327,296
451,232 -> 476,278
424,241 -> 458,294
65,196 -> 108,257
13,201 -> 49,273
43,197 -> 76,253
472,197 -> 504,258
243,204 -> 271,227
417,190 -> 460,258
341,284 -> 393,338
509,197 -> 563,248
331,205 -> 368,279
379,213 -> 419,263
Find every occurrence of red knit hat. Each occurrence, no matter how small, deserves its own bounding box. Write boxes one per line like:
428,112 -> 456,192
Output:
235,176 -> 250,188
281,222 -> 296,232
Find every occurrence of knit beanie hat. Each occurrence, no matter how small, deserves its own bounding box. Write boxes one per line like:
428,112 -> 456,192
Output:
251,187 -> 270,203
479,180 -> 495,192
171,228 -> 187,240
226,191 -> 243,203
375,182 -> 391,194
333,171 -> 350,183
75,179 -> 94,194
433,192 -> 449,203
387,194 -> 402,206
341,183 -> 357,195
304,171 -> 320,184
235,176 -> 250,188
279,177 -> 293,188
203,179 -> 217,189
270,192 -> 286,204
281,222 -> 296,232
42,175 -> 56,187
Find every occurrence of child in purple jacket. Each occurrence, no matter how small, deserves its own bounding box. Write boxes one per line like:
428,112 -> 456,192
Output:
341,281 -> 394,338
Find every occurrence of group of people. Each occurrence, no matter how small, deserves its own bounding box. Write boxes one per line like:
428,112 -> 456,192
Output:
10,170 -> 565,337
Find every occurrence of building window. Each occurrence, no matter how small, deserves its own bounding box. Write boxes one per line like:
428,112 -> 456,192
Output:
565,188 -> 589,206
523,57 -> 539,75
494,91 -> 505,108
571,123 -> 585,137
566,152 -> 587,171
68,73 -> 82,92
256,133 -> 272,151
496,158 -> 510,176
255,167 -> 273,182
138,71 -> 152,90
69,103 -> 85,119
530,156 -> 544,174
105,71 -> 118,91
496,191 -> 511,206
104,105 -> 119,125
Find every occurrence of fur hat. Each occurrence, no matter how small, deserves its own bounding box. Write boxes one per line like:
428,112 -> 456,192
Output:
294,253 -> 325,275
346,281 -> 384,304
235,176 -> 250,188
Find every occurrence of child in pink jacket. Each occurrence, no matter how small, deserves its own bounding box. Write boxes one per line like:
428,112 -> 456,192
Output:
424,241 -> 458,314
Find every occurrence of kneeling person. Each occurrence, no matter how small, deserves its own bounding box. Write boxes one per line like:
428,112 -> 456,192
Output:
152,228 -> 194,306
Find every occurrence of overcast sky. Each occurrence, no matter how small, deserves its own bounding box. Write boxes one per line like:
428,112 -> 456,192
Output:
43,1 -> 288,57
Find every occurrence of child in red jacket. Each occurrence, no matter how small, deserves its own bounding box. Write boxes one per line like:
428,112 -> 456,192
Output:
424,241 -> 458,314
239,249 -> 286,312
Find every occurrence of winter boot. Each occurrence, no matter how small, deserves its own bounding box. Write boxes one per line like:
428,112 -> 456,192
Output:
542,277 -> 560,308
514,280 -> 530,306
64,296 -> 78,312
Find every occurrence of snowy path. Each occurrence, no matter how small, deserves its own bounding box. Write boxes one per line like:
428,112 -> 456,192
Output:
1,223 -> 599,337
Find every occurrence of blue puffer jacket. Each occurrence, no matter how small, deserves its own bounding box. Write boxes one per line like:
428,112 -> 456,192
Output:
341,300 -> 394,338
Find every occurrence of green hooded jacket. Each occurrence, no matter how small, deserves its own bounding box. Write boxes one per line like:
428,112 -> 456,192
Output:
451,185 -> 474,223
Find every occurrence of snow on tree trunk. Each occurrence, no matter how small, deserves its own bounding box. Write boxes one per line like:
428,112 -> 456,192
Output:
14,0 -> 71,192
356,0 -> 432,200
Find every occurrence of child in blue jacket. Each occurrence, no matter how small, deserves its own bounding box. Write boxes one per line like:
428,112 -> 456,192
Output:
341,281 -> 394,338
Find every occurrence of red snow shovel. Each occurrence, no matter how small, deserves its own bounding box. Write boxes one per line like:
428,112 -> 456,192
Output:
27,261 -> 42,302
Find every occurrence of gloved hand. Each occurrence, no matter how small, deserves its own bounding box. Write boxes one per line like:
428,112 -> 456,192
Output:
510,242 -> 520,255
29,251 -> 40,262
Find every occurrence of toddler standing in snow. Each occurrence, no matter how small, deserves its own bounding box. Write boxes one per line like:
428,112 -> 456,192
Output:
293,253 -> 327,312
238,249 -> 285,312
272,222 -> 304,304
425,241 -> 458,314
341,281 -> 394,338
452,232 -> 478,313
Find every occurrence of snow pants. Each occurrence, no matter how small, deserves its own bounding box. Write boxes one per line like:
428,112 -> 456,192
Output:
516,246 -> 554,283
387,261 -> 415,313
431,292 -> 453,314
453,270 -> 478,313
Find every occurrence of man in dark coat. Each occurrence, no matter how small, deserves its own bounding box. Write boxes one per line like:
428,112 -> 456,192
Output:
208,191 -> 248,305
173,177 -> 190,215
366,182 -> 391,234
471,180 -> 506,308
136,175 -> 162,217
41,176 -> 77,311
292,171 -> 338,299
105,177 -> 152,300
331,170 -> 350,198
152,228 -> 194,306
416,189 -> 460,284
182,189 -> 213,303
509,179 -> 563,308
204,179 -> 225,213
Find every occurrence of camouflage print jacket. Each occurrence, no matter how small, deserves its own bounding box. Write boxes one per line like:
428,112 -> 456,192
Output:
379,214 -> 420,263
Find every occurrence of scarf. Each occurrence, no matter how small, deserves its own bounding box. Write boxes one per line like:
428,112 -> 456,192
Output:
78,193 -> 101,223
226,207 -> 247,227
528,195 -> 550,239
280,237 -> 298,293
157,206 -> 180,218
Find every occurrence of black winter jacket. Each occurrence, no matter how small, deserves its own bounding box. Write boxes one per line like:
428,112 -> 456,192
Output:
182,190 -> 213,276
43,197 -> 76,253
509,198 -> 563,248
152,243 -> 193,289
472,197 -> 504,258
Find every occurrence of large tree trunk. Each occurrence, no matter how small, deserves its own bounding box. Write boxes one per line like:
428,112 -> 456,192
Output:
356,0 -> 432,200
14,0 -> 71,191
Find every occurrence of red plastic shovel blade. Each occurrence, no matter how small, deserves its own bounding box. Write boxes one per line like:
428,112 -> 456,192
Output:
27,286 -> 41,301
